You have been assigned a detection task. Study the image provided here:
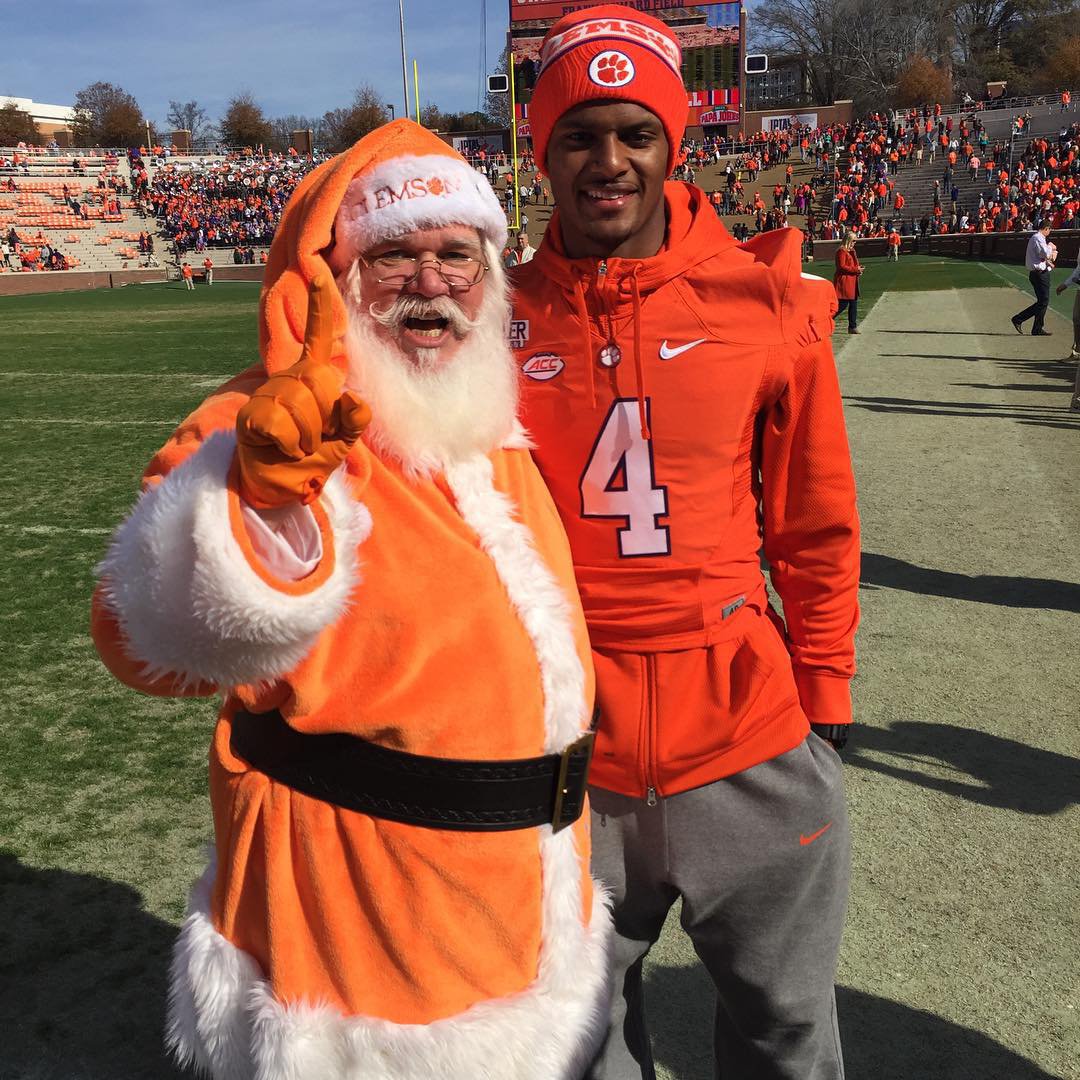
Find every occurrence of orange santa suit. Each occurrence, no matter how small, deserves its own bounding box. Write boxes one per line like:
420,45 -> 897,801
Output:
91,121 -> 611,1079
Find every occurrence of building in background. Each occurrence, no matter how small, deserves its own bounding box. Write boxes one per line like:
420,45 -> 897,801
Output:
508,1 -> 745,144
745,56 -> 810,111
0,97 -> 76,143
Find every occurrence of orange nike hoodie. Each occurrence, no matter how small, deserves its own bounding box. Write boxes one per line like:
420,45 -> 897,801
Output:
511,182 -> 860,799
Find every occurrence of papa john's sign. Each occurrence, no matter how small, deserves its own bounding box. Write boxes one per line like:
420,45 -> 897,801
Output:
697,109 -> 741,126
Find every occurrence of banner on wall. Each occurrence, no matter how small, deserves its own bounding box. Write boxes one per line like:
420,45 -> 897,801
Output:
517,122 -> 532,138
760,112 -> 818,133
697,109 -> 740,125
451,134 -> 505,155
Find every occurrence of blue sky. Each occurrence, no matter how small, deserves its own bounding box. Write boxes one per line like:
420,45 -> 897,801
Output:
2,0 -> 511,125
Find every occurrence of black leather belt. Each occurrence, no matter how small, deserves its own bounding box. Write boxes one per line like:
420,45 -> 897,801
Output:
229,708 -> 595,833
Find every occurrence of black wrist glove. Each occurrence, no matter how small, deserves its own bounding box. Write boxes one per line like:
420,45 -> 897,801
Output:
810,723 -> 849,752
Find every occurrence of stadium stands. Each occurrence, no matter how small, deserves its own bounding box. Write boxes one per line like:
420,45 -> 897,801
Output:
0,89 -> 1074,281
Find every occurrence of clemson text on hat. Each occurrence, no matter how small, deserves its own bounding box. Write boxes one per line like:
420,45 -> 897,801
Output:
538,18 -> 681,79
356,174 -> 464,216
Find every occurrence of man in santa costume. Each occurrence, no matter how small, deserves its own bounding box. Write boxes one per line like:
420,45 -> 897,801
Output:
511,6 -> 859,1078
92,120 -> 611,1079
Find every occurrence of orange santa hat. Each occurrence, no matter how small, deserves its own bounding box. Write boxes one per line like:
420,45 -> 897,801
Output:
259,119 -> 506,376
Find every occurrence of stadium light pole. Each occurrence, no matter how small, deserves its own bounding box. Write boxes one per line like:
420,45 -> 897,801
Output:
414,60 -> 421,125
739,5 -> 747,143
399,0 -> 410,119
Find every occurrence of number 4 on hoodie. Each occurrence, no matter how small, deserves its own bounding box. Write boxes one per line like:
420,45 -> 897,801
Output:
580,398 -> 670,558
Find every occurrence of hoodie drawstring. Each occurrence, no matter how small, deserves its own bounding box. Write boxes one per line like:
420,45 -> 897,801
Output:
572,273 -> 597,411
629,267 -> 650,441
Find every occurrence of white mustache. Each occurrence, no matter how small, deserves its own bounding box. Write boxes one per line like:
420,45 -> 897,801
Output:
367,294 -> 479,339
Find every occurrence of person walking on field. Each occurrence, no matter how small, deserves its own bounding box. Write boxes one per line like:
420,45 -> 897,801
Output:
513,7 -> 859,1077
181,261 -> 194,290
202,254 -> 213,285
834,231 -> 863,333
1012,224 -> 1055,336
887,227 -> 901,261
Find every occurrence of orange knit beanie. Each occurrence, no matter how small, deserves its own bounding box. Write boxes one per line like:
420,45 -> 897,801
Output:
529,4 -> 687,173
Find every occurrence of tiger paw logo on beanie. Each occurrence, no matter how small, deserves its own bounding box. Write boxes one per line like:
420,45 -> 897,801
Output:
528,3 -> 688,173
590,51 -> 635,87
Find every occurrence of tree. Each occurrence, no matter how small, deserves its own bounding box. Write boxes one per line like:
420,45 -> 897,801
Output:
0,101 -> 39,144
894,55 -> 953,106
71,81 -> 146,146
1042,32 -> 1080,89
268,114 -> 328,152
166,100 -> 214,145
219,93 -> 273,148
322,86 -> 390,153
426,110 -> 490,132
486,45 -> 511,128
751,0 -> 849,106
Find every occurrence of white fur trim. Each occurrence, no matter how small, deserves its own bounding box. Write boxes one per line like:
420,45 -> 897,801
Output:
96,431 -> 372,688
443,454 -> 587,751
500,417 -> 535,451
335,155 -> 507,263
168,851 -> 611,1079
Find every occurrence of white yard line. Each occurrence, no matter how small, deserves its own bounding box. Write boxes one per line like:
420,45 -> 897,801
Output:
6,525 -> 112,536
2,418 -> 176,425
0,372 -> 232,379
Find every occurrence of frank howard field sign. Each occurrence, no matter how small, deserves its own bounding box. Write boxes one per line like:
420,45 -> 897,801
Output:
761,112 -> 818,133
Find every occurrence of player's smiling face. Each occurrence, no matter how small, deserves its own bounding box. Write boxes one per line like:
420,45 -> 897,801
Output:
546,101 -> 668,260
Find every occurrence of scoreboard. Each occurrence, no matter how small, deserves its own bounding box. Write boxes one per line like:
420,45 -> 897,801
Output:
509,1 -> 743,132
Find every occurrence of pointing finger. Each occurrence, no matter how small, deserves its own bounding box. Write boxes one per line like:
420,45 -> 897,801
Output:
299,274 -> 335,369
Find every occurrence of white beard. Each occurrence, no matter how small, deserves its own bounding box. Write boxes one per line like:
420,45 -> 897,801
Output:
337,259 -> 518,479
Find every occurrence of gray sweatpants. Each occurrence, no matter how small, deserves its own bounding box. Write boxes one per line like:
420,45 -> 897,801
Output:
587,734 -> 850,1080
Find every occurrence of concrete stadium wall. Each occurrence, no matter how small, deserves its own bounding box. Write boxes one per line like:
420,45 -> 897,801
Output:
0,265 -> 265,296
812,229 -> 1080,265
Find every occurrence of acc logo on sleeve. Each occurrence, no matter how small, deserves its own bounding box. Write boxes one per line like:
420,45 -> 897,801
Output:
522,352 -> 565,381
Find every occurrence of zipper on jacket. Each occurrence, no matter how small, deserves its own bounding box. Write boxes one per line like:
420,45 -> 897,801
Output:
644,654 -> 658,806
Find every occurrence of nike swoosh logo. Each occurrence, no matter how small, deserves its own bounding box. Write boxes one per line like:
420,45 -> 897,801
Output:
658,338 -> 706,360
800,822 -> 833,846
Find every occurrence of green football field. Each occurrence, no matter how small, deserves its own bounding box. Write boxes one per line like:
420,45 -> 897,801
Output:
1,261 -> 1076,1079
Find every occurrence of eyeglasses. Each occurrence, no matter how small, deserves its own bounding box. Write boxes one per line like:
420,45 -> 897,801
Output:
360,251 -> 488,291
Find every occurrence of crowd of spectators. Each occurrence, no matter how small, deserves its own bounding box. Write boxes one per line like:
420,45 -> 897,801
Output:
802,105 -> 1077,239
2,228 -> 74,271
142,148 -> 326,257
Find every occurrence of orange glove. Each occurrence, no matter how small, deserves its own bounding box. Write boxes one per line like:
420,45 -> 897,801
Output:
236,275 -> 371,509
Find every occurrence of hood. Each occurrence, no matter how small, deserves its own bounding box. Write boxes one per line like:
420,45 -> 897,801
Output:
524,179 -> 831,348
530,181 -> 737,303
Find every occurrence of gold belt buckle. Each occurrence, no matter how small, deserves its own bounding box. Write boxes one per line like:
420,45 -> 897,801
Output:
551,730 -> 596,833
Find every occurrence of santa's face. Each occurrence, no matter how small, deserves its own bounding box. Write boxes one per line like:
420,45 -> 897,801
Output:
357,226 -> 489,367
336,226 -> 515,477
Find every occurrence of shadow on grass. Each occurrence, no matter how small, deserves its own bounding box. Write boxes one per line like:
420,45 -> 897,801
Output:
0,853 -> 187,1080
645,964 -> 1061,1080
875,329 -> 1021,336
860,551 -> 1080,613
842,721 -> 1078,815
842,393 -> 1080,430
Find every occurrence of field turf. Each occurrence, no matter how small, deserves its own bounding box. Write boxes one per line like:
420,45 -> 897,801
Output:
1,264 -> 1075,1079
